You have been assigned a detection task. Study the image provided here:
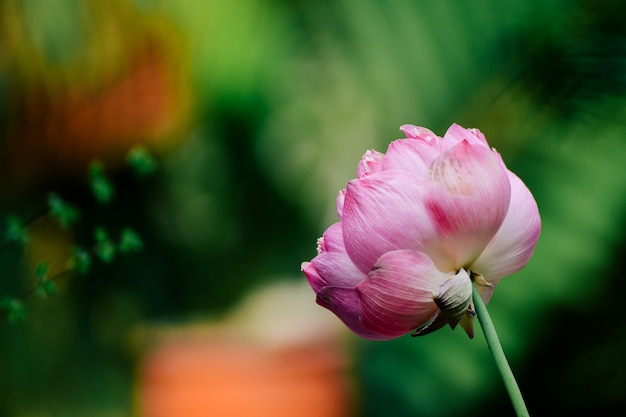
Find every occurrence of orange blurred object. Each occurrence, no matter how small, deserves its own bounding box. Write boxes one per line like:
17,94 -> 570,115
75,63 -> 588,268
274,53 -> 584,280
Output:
139,338 -> 351,417
136,282 -> 354,417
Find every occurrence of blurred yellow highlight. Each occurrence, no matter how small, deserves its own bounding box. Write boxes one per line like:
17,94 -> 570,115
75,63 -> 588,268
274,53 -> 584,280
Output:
0,0 -> 192,196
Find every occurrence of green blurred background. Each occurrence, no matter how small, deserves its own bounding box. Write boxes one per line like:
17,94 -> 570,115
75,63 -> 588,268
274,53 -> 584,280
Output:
1,0 -> 626,416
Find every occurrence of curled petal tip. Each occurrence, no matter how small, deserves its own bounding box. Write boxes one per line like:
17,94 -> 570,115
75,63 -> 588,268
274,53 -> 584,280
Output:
357,149 -> 384,178
400,124 -> 438,142
336,189 -> 346,218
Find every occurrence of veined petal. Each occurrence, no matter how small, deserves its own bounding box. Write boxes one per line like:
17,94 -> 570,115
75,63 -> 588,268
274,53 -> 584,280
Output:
412,310 -> 448,336
423,140 -> 511,271
342,170 -> 434,273
471,171 -> 541,287
304,222 -> 365,290
381,138 -> 440,177
357,149 -> 385,178
358,250 -> 449,338
316,286 -> 389,340
309,251 -> 365,289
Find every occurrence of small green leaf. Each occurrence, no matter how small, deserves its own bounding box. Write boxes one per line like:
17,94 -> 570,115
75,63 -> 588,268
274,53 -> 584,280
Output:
5,215 -> 29,245
94,227 -> 115,263
118,228 -> 143,253
48,193 -> 79,229
96,242 -> 115,263
34,263 -> 57,298
1,298 -> 26,322
68,246 -> 91,274
94,227 -> 108,243
44,279 -> 58,295
36,279 -> 58,298
89,161 -> 115,205
35,262 -> 50,280
127,146 -> 156,178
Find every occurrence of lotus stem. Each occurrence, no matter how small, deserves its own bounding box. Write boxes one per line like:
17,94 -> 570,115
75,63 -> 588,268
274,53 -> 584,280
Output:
472,284 -> 530,417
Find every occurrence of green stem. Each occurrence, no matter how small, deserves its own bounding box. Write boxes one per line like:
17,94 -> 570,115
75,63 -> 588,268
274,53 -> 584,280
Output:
472,284 -> 530,417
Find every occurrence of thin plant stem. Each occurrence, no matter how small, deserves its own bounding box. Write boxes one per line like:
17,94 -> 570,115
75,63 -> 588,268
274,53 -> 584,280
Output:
472,284 -> 530,417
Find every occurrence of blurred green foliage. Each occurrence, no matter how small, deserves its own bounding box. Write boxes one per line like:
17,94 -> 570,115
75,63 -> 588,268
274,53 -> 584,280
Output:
4,215 -> 29,245
89,162 -> 115,206
68,246 -> 91,275
2,0 -> 626,416
48,192 -> 79,229
127,146 -> 157,179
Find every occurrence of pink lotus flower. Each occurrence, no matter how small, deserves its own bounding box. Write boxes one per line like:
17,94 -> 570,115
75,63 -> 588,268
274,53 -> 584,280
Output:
301,124 -> 541,340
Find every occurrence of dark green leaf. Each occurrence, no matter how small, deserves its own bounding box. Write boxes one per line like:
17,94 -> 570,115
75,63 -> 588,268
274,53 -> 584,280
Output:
68,246 -> 91,274
96,242 -> 115,263
35,262 -> 50,279
94,227 -> 108,243
118,228 -> 143,253
36,279 -> 58,298
127,146 -> 156,178
48,193 -> 79,229
94,227 -> 115,263
5,215 -> 29,245
89,161 -> 115,205
1,298 -> 26,322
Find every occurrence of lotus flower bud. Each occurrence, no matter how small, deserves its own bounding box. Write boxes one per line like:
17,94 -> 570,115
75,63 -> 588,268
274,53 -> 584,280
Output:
302,124 -> 541,340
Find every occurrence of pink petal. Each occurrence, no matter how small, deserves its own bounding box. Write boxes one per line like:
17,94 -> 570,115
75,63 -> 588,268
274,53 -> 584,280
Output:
309,250 -> 366,289
342,170 -> 435,273
357,150 -> 385,178
358,250 -> 449,338
400,124 -> 439,142
468,127 -> 488,144
381,138 -> 441,177
336,189 -> 346,218
303,222 -> 366,291
316,286 -> 389,340
474,282 -> 498,306
423,140 -> 511,271
471,171 -> 541,289
442,123 -> 489,149
301,261 -> 326,293
317,221 -> 344,252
